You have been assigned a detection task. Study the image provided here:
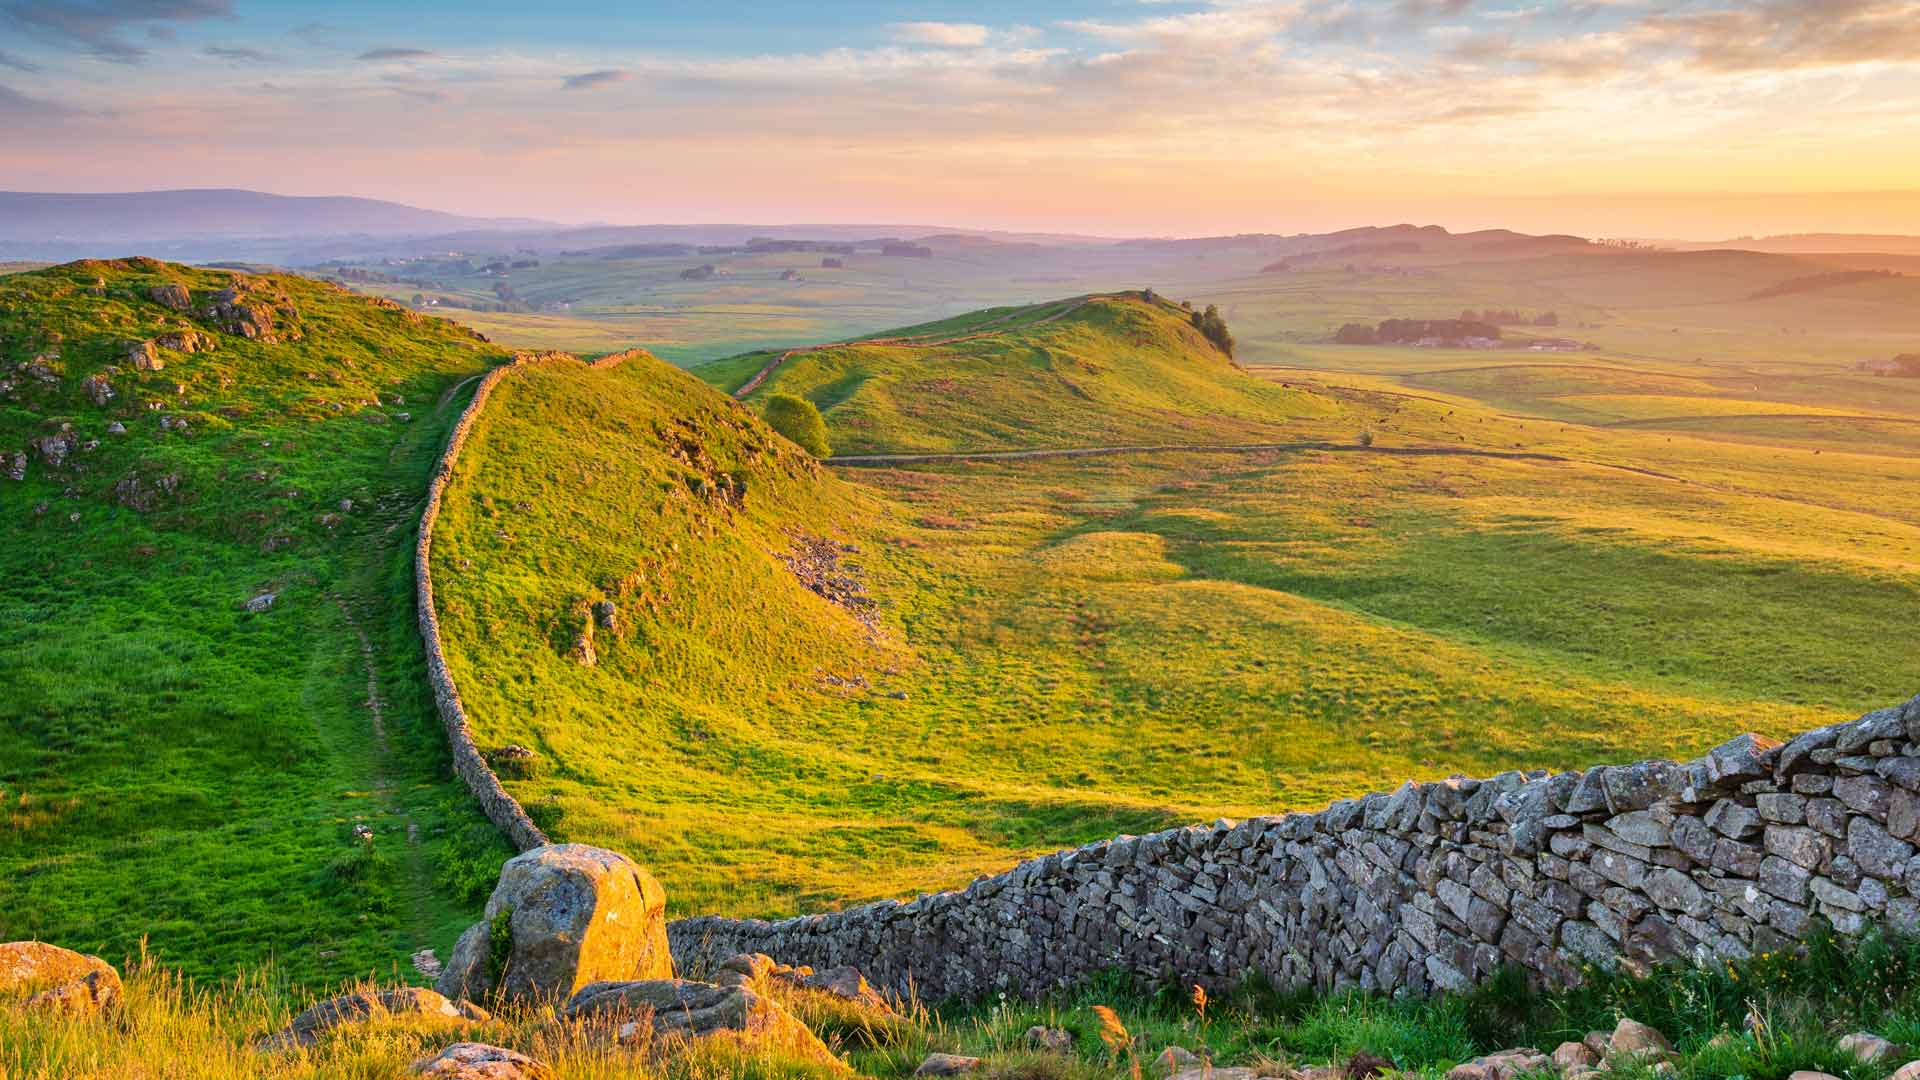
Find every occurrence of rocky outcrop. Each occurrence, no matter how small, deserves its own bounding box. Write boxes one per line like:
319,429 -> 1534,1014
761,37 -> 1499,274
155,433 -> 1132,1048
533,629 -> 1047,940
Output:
256,987 -> 489,1051
413,1043 -> 553,1080
564,978 -> 844,1069
0,942 -> 123,1014
128,341 -> 163,371
147,283 -> 192,311
155,330 -> 215,354
204,282 -> 297,343
438,844 -> 672,1004
671,694 -> 1920,1003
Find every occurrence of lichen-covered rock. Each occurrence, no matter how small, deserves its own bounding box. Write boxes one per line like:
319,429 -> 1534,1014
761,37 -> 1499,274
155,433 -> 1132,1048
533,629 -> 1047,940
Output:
128,341 -> 163,371
1026,1026 -> 1073,1053
1608,1019 -> 1673,1061
0,942 -> 122,1015
156,329 -> 215,354
913,1053 -> 983,1077
257,987 -> 489,1051
439,844 -> 671,1004
1839,1033 -> 1898,1064
1445,1048 -> 1548,1080
147,283 -> 192,311
412,1042 -> 553,1080
564,978 -> 843,1069
82,373 -> 115,406
1154,1047 -> 1199,1074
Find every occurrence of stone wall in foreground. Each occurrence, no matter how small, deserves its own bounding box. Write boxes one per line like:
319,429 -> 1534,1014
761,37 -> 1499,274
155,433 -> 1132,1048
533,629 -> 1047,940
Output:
671,694 -> 1920,1002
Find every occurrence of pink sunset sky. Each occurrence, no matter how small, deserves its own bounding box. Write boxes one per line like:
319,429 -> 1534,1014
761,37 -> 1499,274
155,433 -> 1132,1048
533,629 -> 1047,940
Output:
4,0 -> 1920,238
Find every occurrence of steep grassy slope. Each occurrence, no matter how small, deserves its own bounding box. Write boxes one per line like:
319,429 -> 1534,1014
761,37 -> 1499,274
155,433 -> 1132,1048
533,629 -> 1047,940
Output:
728,294 -> 1338,454
433,294 -> 1914,923
0,259 -> 513,984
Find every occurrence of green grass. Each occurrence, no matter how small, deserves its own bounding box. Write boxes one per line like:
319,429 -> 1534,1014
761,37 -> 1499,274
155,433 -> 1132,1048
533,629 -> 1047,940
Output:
0,259 -> 513,987
430,291 -> 1917,925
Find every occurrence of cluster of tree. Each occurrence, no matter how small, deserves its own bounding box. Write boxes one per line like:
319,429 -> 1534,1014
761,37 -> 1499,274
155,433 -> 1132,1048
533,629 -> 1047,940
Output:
880,243 -> 934,258
1462,309 -> 1558,326
680,264 -> 718,281
1749,269 -> 1901,301
821,257 -> 844,269
1189,304 -> 1234,357
745,239 -> 855,254
1334,319 -> 1502,345
1897,354 -> 1920,377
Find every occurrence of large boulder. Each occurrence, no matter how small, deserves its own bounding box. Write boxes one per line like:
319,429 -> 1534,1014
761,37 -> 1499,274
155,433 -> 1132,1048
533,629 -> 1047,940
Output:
147,284 -> 192,311
256,986 -> 489,1051
0,941 -> 122,1015
438,844 -> 671,1005
564,978 -> 844,1069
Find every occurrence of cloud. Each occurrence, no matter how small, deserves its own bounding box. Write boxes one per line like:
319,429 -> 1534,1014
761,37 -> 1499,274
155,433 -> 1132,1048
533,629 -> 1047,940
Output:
0,0 -> 232,63
890,21 -> 990,47
203,44 -> 272,63
0,82 -> 85,117
0,48 -> 41,72
562,68 -> 630,90
358,47 -> 435,62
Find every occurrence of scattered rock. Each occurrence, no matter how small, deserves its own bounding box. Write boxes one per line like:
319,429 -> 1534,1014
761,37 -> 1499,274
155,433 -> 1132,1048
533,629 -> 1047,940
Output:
1840,1033 -> 1898,1065
32,432 -> 73,467
205,284 -> 294,342
1551,1041 -> 1596,1071
351,823 -> 374,842
1027,1026 -> 1074,1053
258,987 -> 489,1051
794,965 -> 891,1013
156,329 -> 215,354
0,942 -> 123,1015
1445,1048 -> 1548,1080
591,600 -> 617,630
245,592 -> 277,613
438,844 -> 672,1005
412,1042 -> 552,1080
82,373 -> 115,406
1345,1051 -> 1392,1080
128,341 -> 163,371
413,948 -> 445,980
106,421 -> 126,435
147,284 -> 192,311
1609,1019 -> 1673,1061
6,452 -> 23,481
395,411 -> 412,423
1155,1047 -> 1200,1074
566,979 -> 843,1068
913,1053 -> 983,1077
1888,1062 -> 1920,1080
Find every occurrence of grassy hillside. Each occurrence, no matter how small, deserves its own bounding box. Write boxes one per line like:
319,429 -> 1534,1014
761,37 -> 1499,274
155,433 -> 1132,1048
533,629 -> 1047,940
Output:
726,293 -> 1337,455
0,259 -> 513,985
433,292 -> 1915,923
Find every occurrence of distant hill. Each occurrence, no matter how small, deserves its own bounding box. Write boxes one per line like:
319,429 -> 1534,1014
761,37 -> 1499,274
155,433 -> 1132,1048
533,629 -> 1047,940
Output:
723,292 -> 1337,455
1676,233 -> 1920,255
0,189 -> 552,244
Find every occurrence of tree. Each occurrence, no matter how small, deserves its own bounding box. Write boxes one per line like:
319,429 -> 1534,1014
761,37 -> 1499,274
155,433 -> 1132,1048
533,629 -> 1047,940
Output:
1334,323 -> 1378,345
1190,304 -> 1235,357
1896,354 -> 1920,377
762,393 -> 832,457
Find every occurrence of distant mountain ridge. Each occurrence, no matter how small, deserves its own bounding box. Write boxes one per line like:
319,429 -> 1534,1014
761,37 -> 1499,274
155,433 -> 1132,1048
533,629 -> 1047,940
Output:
0,189 -> 553,243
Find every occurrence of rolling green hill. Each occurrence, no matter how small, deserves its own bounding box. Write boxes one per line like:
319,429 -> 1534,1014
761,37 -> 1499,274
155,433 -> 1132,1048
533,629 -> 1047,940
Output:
431,290 -> 1915,925
724,293 -> 1338,455
0,259 -> 513,985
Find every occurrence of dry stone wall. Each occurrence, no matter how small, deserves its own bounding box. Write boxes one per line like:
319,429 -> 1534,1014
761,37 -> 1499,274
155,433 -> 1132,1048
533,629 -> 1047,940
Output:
417,349 -> 653,853
671,694 -> 1920,1003
416,357 -> 546,851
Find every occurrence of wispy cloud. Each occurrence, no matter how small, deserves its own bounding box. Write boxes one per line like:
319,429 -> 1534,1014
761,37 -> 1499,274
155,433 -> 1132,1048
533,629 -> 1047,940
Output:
890,22 -> 991,47
358,47 -> 435,62
0,82 -> 86,117
562,68 -> 630,90
203,45 -> 273,63
0,0 -> 231,63
0,48 -> 41,72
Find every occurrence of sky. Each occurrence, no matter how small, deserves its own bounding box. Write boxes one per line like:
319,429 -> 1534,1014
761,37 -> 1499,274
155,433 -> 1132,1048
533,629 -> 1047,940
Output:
4,0 -> 1920,239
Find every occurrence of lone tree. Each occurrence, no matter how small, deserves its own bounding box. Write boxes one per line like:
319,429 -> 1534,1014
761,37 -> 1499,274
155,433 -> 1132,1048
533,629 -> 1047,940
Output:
1190,304 -> 1235,357
763,393 -> 832,457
